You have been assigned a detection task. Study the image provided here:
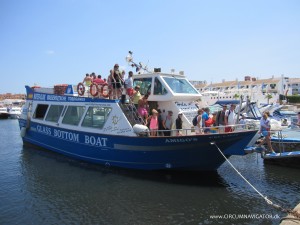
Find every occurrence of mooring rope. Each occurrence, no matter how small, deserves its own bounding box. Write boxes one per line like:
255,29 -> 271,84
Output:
210,141 -> 300,219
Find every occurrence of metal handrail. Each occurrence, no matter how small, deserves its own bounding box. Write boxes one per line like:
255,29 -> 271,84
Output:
144,124 -> 258,137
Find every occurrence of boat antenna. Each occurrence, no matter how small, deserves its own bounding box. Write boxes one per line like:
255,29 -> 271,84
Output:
125,51 -> 151,74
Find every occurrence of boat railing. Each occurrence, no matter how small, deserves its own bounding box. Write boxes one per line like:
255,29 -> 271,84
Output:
270,128 -> 289,155
144,124 -> 258,137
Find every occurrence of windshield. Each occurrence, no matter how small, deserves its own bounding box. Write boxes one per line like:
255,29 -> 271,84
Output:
162,77 -> 198,94
248,103 -> 262,118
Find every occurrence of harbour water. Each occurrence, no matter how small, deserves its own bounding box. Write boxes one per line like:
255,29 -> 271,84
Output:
0,119 -> 299,225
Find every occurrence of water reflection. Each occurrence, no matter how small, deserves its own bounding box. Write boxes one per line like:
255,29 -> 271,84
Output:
21,144 -> 227,187
19,145 -> 297,225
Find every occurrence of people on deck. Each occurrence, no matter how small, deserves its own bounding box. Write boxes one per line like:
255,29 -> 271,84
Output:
148,109 -> 159,136
93,75 -> 104,85
111,64 -> 123,99
257,111 -> 275,154
176,112 -> 183,136
125,71 -> 134,97
225,104 -> 237,132
157,109 -> 164,136
163,111 -> 173,136
83,73 -> 93,87
132,86 -> 141,109
215,105 -> 227,133
202,107 -> 211,133
138,94 -> 149,123
195,109 -> 203,135
107,71 -> 113,99
91,72 -> 96,80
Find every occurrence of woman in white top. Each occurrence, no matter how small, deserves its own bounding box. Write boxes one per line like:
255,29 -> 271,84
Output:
195,109 -> 203,135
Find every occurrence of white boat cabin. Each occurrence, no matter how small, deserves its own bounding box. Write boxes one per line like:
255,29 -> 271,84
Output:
23,72 -> 202,137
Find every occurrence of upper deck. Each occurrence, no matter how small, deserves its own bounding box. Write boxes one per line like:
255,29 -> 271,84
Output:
25,71 -> 201,103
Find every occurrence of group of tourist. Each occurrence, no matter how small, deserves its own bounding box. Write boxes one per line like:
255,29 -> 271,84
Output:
83,73 -> 106,86
83,64 -> 135,99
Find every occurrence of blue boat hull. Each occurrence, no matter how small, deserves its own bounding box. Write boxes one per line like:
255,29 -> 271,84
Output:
19,119 -> 257,171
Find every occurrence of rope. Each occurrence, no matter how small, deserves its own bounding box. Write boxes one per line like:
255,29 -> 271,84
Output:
210,141 -> 300,219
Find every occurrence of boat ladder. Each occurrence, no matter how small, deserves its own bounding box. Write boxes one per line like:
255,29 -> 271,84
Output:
119,102 -> 145,126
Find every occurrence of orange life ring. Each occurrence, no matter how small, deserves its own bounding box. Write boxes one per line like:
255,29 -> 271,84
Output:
101,84 -> 110,98
77,82 -> 85,96
90,83 -> 99,97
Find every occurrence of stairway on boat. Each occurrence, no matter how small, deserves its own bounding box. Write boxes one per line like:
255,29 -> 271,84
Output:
119,102 -> 145,126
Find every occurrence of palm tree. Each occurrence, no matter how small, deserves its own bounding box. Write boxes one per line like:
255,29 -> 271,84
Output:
233,93 -> 240,99
265,93 -> 273,104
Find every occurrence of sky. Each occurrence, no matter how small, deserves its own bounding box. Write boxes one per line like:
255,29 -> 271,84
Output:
1,0 -> 300,94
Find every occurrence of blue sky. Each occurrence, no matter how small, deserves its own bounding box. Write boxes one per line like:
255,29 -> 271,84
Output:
1,0 -> 300,94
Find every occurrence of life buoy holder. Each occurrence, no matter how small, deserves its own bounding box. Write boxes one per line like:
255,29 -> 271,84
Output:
77,82 -> 85,96
101,84 -> 110,98
90,83 -> 99,97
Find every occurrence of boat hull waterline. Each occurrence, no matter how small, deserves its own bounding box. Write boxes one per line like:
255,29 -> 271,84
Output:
19,119 -> 257,171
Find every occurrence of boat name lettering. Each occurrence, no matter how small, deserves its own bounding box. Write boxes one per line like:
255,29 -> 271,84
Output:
37,125 -> 51,135
36,125 -> 80,142
53,129 -> 79,142
84,135 -> 108,147
33,93 -> 46,101
165,138 -> 194,143
47,95 -> 67,101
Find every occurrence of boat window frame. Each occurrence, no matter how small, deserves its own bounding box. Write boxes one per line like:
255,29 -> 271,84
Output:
33,104 -> 49,120
45,105 -> 65,123
81,106 -> 112,129
153,77 -> 168,95
133,77 -> 152,95
61,105 -> 86,126
162,76 -> 198,94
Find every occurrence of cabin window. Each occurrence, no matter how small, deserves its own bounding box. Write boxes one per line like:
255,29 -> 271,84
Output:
153,77 -> 167,95
162,77 -> 198,94
62,106 -> 85,126
45,105 -> 64,123
33,104 -> 49,119
133,78 -> 152,95
81,107 -> 112,129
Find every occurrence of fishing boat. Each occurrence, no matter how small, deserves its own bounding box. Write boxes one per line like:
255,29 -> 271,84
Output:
18,53 -> 258,171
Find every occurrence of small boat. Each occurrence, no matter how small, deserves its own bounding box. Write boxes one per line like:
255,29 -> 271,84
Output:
18,53 -> 258,171
270,126 -> 300,153
0,107 -> 9,119
262,118 -> 300,168
262,150 -> 300,168
8,107 -> 22,119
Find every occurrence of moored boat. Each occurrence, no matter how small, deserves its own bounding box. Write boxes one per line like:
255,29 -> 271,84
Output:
0,107 -> 9,119
8,107 -> 22,119
18,53 -> 258,171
